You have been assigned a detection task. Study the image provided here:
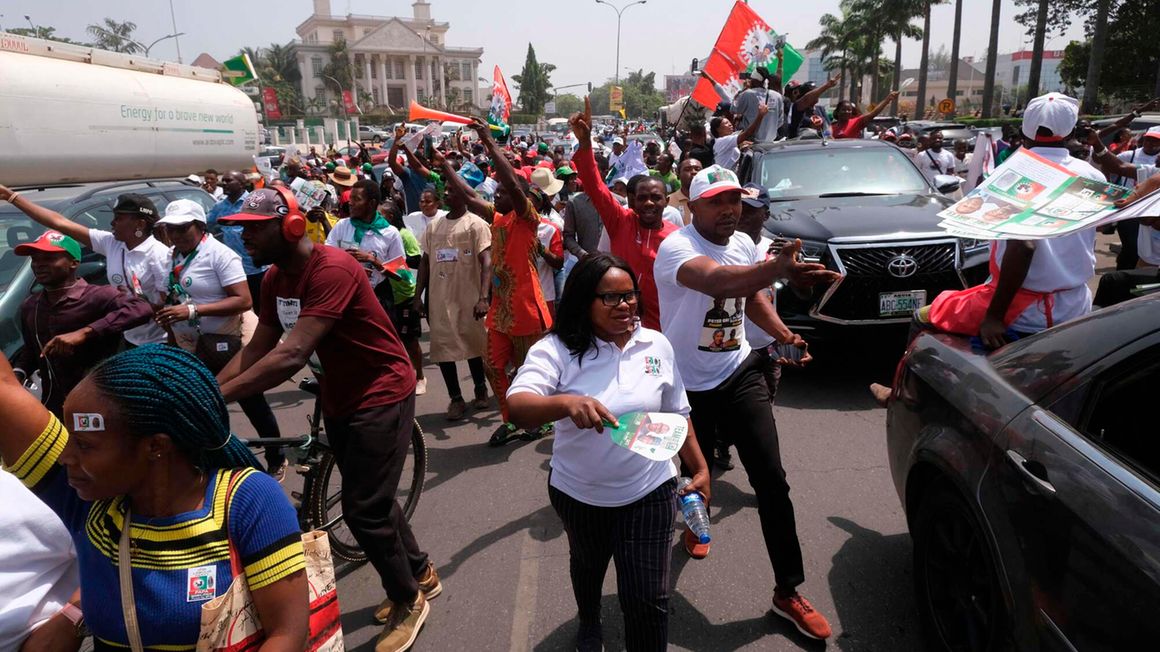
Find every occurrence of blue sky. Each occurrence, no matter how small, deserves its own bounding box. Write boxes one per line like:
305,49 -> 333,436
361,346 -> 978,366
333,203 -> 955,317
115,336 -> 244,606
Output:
4,0 -> 1087,90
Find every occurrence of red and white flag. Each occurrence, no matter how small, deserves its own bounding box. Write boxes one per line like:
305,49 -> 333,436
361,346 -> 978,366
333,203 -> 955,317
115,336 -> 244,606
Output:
692,1 -> 804,108
488,66 -> 512,129
261,87 -> 282,120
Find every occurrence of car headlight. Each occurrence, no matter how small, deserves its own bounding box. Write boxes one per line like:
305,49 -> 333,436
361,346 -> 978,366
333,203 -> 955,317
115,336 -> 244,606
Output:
798,240 -> 827,262
958,237 -> 990,254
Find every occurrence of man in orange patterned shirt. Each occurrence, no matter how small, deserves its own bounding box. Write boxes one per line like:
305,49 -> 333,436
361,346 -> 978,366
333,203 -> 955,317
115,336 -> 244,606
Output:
464,119 -> 553,446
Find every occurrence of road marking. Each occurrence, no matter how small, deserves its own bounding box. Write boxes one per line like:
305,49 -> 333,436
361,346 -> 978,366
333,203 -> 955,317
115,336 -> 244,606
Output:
509,530 -> 541,652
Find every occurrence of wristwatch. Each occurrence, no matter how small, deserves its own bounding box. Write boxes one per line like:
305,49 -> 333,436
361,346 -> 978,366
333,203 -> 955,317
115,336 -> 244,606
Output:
60,603 -> 88,638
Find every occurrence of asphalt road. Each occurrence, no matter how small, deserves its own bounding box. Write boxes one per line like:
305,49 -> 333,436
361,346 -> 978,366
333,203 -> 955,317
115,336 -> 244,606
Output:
227,237 -> 1120,652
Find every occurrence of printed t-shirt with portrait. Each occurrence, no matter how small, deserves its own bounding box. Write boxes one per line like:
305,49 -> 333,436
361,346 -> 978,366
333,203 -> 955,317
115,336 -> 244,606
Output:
486,197 -> 552,336
654,224 -> 757,391
508,327 -> 689,507
535,218 -> 564,302
260,244 -> 416,417
325,218 -> 406,288
166,236 -> 247,349
88,229 -> 169,345
8,415 -> 303,651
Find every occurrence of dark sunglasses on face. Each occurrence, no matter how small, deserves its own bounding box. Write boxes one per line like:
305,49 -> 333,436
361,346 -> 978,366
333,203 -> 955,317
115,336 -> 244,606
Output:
596,291 -> 640,307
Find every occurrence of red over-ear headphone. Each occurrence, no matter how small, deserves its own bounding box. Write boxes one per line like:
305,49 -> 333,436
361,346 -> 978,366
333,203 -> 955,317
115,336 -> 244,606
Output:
269,186 -> 306,241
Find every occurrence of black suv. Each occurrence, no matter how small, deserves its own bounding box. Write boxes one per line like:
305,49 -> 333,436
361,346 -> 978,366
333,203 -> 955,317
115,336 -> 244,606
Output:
737,139 -> 989,338
0,179 -> 216,359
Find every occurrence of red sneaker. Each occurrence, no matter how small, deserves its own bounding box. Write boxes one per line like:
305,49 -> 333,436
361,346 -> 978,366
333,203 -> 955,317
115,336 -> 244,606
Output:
683,528 -> 710,559
771,592 -> 832,640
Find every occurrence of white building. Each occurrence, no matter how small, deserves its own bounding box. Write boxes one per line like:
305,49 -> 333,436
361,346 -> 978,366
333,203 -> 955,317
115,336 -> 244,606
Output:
293,0 -> 484,113
990,50 -> 1068,95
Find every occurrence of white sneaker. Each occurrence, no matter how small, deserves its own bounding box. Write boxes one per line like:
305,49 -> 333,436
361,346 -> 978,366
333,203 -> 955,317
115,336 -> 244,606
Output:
415,377 -> 427,396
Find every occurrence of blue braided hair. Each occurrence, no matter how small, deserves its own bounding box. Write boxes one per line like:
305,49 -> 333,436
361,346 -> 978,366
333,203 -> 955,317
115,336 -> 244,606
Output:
89,344 -> 261,470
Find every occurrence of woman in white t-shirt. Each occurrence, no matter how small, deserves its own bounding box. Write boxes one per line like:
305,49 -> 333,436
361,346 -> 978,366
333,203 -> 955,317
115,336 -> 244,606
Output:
507,253 -> 710,651
0,186 -> 170,347
152,200 -> 287,476
710,102 -> 769,171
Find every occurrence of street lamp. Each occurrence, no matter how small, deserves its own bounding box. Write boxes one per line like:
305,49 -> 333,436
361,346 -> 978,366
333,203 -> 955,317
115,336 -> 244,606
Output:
143,33 -> 184,57
322,74 -> 349,119
24,15 -> 37,35
595,0 -> 646,86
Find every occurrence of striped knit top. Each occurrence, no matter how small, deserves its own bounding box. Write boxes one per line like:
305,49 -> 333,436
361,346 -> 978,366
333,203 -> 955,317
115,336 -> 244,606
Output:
9,415 -> 305,650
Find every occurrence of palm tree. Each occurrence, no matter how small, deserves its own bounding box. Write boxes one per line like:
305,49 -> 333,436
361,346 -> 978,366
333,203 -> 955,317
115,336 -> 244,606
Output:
915,0 -> 949,118
981,0 -> 1002,117
807,12 -> 852,101
1082,0 -> 1113,113
945,0 -> 964,116
879,0 -> 924,116
1024,0 -> 1049,98
264,43 -> 301,85
86,18 -> 141,54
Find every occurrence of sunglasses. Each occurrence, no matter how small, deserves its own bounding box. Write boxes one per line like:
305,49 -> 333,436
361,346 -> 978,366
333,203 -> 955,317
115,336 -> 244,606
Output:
595,291 -> 640,307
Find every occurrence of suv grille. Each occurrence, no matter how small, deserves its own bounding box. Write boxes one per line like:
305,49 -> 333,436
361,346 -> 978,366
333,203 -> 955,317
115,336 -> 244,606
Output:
816,242 -> 964,322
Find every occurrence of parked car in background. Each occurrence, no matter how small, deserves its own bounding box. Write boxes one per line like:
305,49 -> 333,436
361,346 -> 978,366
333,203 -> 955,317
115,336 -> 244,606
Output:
336,145 -> 390,165
359,125 -> 390,143
902,121 -> 977,147
0,180 -> 216,359
737,139 -> 986,339
886,296 -> 1160,652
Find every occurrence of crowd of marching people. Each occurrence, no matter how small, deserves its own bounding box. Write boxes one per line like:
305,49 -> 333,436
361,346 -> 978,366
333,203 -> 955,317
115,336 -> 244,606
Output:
4,76 -> 1160,652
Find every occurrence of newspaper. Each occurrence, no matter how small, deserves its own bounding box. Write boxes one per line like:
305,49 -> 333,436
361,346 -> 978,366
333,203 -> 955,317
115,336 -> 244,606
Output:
288,177 -> 329,211
937,148 -> 1132,240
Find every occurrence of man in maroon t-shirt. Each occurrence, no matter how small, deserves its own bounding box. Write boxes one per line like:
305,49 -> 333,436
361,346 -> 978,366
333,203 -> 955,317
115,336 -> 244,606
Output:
216,188 -> 436,650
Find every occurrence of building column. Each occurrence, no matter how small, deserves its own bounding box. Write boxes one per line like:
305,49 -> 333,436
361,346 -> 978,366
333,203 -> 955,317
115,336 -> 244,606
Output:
424,55 -> 433,104
298,53 -> 311,110
379,55 -> 389,108
407,54 -> 418,106
472,61 -> 480,109
438,56 -> 447,107
363,55 -> 372,104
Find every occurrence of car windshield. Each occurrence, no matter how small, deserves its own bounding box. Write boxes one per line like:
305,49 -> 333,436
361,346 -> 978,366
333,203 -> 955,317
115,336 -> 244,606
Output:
0,207 -> 45,301
756,146 -> 930,200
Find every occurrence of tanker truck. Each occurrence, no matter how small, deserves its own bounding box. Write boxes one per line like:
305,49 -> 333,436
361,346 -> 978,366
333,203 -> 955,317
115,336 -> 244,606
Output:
0,33 -> 261,359
0,31 -> 260,186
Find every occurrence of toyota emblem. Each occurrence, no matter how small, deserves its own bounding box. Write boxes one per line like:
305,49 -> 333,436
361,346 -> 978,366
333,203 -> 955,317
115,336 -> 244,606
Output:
886,254 -> 919,278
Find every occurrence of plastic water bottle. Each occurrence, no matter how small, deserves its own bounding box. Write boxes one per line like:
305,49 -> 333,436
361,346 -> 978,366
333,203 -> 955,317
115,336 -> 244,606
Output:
678,477 -> 711,544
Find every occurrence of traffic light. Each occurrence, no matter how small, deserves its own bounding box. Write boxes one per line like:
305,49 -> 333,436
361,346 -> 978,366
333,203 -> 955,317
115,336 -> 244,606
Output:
587,82 -> 592,93
691,58 -> 699,73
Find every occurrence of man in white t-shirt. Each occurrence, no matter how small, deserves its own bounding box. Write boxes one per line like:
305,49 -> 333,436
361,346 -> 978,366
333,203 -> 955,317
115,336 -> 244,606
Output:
403,187 -> 448,251
1098,127 -> 1160,270
653,164 -> 841,641
913,130 -> 958,186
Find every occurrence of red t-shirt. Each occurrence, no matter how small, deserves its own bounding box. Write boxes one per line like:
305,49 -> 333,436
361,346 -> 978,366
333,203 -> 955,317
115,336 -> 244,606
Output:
486,197 -> 553,336
260,244 -> 416,417
833,114 -> 872,139
573,145 -> 678,330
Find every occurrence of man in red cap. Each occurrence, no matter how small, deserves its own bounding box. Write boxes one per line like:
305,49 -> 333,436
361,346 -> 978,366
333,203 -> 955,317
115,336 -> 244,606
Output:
214,188 -> 437,652
12,231 -> 153,417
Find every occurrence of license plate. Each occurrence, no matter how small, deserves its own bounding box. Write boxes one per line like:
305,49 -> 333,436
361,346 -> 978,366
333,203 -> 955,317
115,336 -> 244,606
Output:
879,290 -> 927,317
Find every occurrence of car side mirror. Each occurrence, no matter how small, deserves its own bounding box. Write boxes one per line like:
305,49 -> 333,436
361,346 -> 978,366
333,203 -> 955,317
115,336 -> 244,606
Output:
934,174 -> 962,195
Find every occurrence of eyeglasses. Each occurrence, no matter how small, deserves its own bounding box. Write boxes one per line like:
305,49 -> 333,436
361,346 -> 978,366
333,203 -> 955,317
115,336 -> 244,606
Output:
595,291 -> 640,307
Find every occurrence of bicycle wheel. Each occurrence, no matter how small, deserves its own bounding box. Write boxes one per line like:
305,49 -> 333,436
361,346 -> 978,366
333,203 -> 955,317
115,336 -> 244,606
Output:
400,419 -> 427,521
305,451 -> 366,563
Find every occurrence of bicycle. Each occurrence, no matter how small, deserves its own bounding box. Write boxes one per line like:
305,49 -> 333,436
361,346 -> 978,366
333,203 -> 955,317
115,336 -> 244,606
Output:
245,377 -> 427,562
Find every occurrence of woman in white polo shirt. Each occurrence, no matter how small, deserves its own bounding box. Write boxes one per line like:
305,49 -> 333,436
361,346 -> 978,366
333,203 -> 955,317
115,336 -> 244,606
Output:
507,253 -> 710,652
152,199 -> 287,477
0,187 -> 170,347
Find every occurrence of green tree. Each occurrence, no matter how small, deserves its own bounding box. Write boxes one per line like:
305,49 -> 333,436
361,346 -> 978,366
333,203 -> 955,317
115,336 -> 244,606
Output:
511,44 -> 555,115
807,11 -> 853,100
86,18 -> 141,54
981,0 -> 1003,117
554,94 -> 584,116
586,78 -> 665,119
1058,0 -> 1160,106
7,26 -> 88,45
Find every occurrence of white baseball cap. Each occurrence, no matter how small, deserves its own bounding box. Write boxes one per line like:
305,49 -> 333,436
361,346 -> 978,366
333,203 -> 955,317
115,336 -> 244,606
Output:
688,165 -> 742,201
612,136 -> 625,146
1144,126 -> 1160,141
157,198 -> 207,226
1021,92 -> 1080,141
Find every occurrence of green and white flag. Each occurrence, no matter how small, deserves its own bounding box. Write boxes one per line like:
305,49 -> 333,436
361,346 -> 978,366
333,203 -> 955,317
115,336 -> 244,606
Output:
221,53 -> 258,86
